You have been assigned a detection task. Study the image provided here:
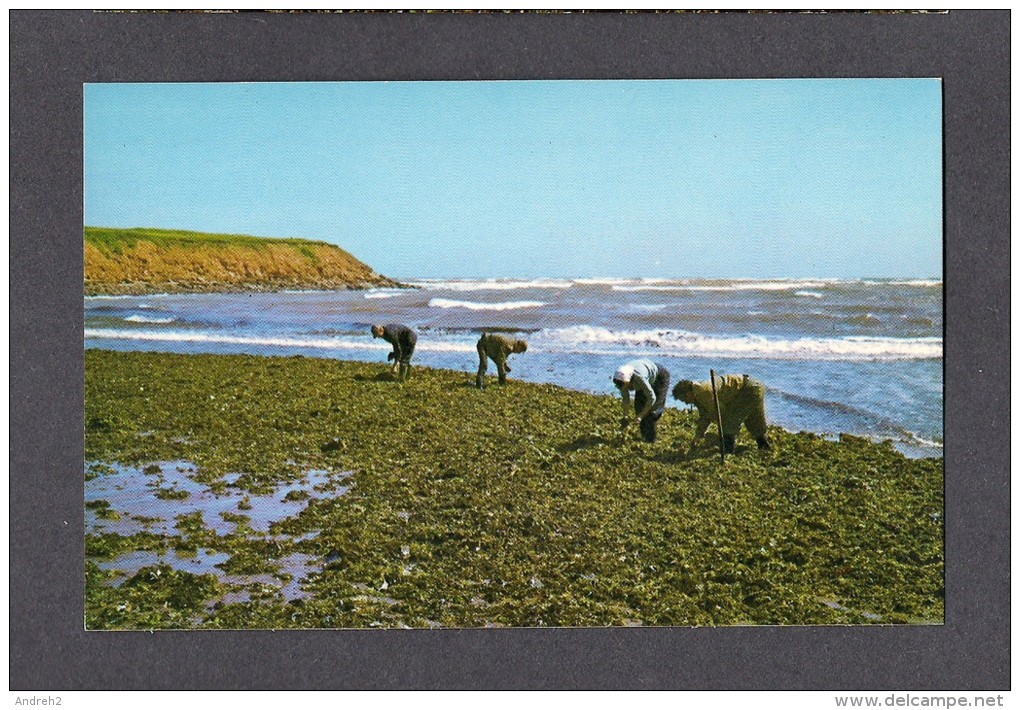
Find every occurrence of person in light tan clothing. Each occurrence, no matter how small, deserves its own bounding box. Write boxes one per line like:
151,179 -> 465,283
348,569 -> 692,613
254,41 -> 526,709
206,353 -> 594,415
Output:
673,374 -> 772,454
476,332 -> 528,389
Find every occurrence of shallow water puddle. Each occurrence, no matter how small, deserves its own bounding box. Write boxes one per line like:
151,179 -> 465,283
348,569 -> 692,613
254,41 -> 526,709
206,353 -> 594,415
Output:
216,552 -> 320,604
87,461 -> 351,605
96,548 -> 230,585
86,461 -> 350,537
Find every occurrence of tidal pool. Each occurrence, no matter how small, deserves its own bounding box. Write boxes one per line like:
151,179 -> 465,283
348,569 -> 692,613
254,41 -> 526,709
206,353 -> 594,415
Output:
85,461 -> 350,536
96,548 -> 230,585
86,460 -> 351,607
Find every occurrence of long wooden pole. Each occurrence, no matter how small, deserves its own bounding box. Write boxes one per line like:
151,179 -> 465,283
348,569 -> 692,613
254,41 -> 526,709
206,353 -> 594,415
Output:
710,369 -> 725,464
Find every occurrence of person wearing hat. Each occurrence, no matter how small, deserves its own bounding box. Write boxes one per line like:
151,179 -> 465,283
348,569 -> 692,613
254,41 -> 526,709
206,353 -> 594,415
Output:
370,323 -> 418,381
476,332 -> 528,389
672,374 -> 772,454
613,358 -> 671,443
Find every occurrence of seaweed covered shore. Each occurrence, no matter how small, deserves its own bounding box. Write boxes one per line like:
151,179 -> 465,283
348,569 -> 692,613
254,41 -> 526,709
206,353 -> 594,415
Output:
85,350 -> 943,629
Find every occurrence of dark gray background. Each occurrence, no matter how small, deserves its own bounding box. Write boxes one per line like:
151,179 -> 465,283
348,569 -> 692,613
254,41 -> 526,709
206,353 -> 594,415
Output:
10,10 -> 1009,690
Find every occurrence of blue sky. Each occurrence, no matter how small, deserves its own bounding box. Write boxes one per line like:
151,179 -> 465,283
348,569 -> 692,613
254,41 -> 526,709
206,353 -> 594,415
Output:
85,79 -> 942,279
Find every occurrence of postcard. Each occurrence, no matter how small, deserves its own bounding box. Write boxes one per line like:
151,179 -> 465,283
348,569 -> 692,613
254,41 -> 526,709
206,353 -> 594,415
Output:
84,79 -> 943,629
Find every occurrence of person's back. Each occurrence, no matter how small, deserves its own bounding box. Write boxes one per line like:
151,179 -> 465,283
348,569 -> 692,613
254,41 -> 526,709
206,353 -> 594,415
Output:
371,323 -> 418,381
377,323 -> 413,345
476,332 -> 527,388
612,358 -> 670,443
673,374 -> 770,453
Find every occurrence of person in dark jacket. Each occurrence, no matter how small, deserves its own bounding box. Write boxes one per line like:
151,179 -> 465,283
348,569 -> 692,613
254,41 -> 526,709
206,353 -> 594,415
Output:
476,332 -> 528,389
673,374 -> 772,454
371,323 -> 417,381
613,358 -> 671,443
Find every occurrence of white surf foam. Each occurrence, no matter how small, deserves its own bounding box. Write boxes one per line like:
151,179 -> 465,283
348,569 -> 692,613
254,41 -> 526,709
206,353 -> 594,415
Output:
408,279 -> 571,291
862,279 -> 943,287
85,293 -> 173,300
535,326 -> 942,361
611,285 -> 693,292
428,298 -> 548,311
124,315 -> 175,324
904,434 -> 944,449
612,280 -> 831,293
572,277 -> 640,286
84,328 -> 477,353
572,277 -> 676,286
886,279 -> 943,287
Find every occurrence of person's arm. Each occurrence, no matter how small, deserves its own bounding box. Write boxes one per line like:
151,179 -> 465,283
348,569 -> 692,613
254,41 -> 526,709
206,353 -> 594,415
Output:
633,375 -> 655,420
619,386 -> 633,423
682,409 -> 712,455
694,414 -> 711,440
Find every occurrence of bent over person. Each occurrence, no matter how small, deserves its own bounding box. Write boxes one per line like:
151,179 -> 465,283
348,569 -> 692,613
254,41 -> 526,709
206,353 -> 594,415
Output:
371,323 -> 417,381
476,332 -> 527,389
613,358 -> 671,443
673,374 -> 772,454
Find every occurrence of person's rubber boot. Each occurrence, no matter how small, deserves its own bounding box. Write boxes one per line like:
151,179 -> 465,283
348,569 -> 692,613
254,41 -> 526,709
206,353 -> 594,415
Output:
723,434 -> 736,454
756,435 -> 772,451
640,416 -> 658,443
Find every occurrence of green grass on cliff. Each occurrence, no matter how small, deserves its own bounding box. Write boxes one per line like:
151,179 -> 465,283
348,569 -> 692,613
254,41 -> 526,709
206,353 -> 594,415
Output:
85,226 -> 333,254
84,226 -> 399,294
85,350 -> 944,629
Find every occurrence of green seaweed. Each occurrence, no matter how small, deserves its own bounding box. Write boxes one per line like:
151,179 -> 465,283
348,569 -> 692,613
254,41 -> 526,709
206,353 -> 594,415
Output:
85,350 -> 944,629
85,499 -> 121,520
86,561 -> 222,630
154,487 -> 190,500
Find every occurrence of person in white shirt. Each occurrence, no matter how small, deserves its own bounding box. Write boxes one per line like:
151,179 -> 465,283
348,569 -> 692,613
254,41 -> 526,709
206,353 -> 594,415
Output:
612,358 -> 671,443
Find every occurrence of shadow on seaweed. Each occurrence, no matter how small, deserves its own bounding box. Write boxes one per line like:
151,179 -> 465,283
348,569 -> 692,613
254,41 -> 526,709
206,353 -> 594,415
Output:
446,381 -> 481,391
646,447 -> 691,465
353,372 -> 395,383
558,434 -> 613,453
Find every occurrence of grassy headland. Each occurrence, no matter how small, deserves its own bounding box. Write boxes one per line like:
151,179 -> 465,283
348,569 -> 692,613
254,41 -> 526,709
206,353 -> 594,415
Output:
85,350 -> 943,629
85,226 -> 402,295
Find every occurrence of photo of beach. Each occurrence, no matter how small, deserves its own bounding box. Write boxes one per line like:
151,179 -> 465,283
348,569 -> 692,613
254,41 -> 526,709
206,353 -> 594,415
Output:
84,79 -> 943,629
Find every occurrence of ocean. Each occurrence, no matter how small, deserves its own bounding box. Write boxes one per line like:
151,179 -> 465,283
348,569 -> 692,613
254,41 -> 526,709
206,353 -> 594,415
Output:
85,277 -> 943,457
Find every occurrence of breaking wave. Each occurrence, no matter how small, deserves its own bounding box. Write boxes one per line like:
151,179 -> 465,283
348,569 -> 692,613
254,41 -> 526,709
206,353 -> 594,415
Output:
124,315 -> 175,324
612,280 -> 831,293
864,279 -> 942,287
84,328 -> 476,353
407,279 -> 572,291
611,285 -> 696,292
571,277 -> 641,286
428,298 -> 548,311
534,326 -> 942,361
